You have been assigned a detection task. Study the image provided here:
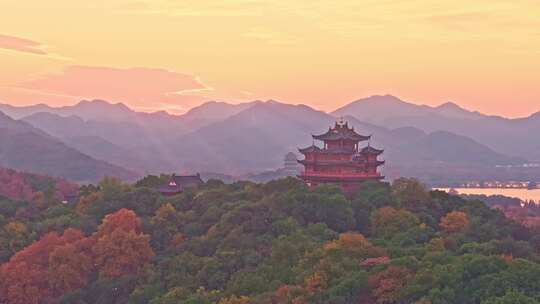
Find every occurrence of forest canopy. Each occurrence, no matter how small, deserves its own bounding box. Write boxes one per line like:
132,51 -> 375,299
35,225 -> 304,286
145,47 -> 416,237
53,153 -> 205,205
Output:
1,174 -> 539,304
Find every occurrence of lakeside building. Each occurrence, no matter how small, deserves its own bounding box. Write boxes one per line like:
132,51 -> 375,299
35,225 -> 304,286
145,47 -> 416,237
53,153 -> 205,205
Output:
155,173 -> 203,196
460,181 -> 538,189
297,119 -> 384,192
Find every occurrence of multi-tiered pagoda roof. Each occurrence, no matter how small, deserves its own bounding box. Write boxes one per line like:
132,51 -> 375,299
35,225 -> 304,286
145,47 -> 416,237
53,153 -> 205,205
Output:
297,120 -> 385,193
312,121 -> 371,141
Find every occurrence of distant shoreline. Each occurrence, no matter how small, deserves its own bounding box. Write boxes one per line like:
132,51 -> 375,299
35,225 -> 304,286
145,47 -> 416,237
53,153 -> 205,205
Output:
435,187 -> 540,203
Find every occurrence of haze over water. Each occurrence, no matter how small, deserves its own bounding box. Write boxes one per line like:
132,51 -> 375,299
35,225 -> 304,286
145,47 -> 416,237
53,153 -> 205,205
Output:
438,188 -> 540,203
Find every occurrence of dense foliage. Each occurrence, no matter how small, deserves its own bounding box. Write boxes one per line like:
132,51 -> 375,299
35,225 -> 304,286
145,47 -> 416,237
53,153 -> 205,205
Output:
1,175 -> 540,304
463,194 -> 540,230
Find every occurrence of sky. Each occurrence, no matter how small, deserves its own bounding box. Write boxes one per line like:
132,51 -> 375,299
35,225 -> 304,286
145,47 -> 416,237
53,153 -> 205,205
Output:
0,0 -> 539,117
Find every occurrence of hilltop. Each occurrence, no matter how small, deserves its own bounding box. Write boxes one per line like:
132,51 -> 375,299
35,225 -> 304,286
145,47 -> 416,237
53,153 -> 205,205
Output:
0,176 -> 539,303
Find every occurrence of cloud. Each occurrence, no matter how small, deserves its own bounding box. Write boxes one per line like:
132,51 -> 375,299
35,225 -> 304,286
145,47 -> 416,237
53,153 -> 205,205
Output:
13,66 -> 213,113
0,34 -> 47,55
124,0 -> 264,17
243,28 -> 299,46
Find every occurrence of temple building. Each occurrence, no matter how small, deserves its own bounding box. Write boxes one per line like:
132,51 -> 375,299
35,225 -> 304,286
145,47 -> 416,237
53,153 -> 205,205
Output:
155,173 -> 204,196
298,120 -> 384,192
283,152 -> 300,175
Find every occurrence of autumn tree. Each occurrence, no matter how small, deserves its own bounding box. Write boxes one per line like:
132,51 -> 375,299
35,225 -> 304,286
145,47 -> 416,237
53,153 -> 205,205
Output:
152,203 -> 180,247
2,221 -> 32,253
95,208 -> 142,237
0,168 -> 33,201
48,242 -> 94,295
324,232 -> 386,260
76,192 -> 103,213
92,208 -> 154,278
439,211 -> 470,233
368,266 -> 414,304
427,237 -> 445,252
304,271 -> 328,293
0,229 -> 92,304
218,295 -> 251,304
272,285 -> 309,304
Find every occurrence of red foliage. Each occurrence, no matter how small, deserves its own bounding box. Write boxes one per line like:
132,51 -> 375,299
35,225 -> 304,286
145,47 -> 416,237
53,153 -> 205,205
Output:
0,167 -> 78,202
360,256 -> 391,268
0,168 -> 33,201
272,285 -> 309,304
496,205 -> 540,230
0,229 -> 92,304
95,208 -> 142,237
54,179 -> 79,201
0,208 -> 154,303
368,266 -> 414,304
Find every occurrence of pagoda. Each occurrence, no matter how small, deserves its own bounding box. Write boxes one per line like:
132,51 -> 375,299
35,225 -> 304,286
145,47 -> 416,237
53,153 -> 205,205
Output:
298,119 -> 384,192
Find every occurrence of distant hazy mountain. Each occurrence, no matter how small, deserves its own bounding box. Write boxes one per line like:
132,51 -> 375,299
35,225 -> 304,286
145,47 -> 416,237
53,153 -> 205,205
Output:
333,94 -> 485,123
165,101 -> 523,177
168,101 -> 334,174
0,99 -> 159,122
0,111 -> 136,182
21,112 -> 159,148
2,97 -> 536,184
2,99 -> 258,133
333,95 -> 540,161
178,100 -> 260,130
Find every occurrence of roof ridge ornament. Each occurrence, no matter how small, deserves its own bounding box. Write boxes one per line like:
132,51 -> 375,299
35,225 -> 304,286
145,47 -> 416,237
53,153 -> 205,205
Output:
337,116 -> 345,127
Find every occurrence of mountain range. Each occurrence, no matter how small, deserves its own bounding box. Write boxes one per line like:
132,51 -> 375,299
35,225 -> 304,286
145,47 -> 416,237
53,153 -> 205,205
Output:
1,95 -> 538,185
0,111 -> 136,182
333,95 -> 540,161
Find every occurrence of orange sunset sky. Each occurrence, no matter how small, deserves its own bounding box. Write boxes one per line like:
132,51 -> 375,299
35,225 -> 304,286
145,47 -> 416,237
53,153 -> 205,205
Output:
0,0 -> 539,117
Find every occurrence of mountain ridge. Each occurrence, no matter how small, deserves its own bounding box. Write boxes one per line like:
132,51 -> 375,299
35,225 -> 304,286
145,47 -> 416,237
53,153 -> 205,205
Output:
0,110 -> 137,182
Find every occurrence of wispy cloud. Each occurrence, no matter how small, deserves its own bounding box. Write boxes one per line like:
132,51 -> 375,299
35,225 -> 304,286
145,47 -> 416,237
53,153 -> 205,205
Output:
0,34 -> 47,55
243,28 -> 299,46
123,0 -> 264,17
9,65 -> 213,113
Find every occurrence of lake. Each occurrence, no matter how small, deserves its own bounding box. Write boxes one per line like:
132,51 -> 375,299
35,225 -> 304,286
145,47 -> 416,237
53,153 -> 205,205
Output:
435,188 -> 540,203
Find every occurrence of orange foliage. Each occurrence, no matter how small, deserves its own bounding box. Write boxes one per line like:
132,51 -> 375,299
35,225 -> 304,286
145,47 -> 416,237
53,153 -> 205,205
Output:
218,295 -> 251,304
368,266 -> 414,304
272,285 -> 309,304
324,232 -> 386,259
93,229 -> 154,278
152,203 -> 177,224
48,243 -> 94,294
95,208 -> 142,237
501,254 -> 513,263
304,271 -> 328,293
439,211 -> 470,233
171,232 -> 185,247
92,209 -> 154,279
427,237 -> 446,252
76,192 -> 102,213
